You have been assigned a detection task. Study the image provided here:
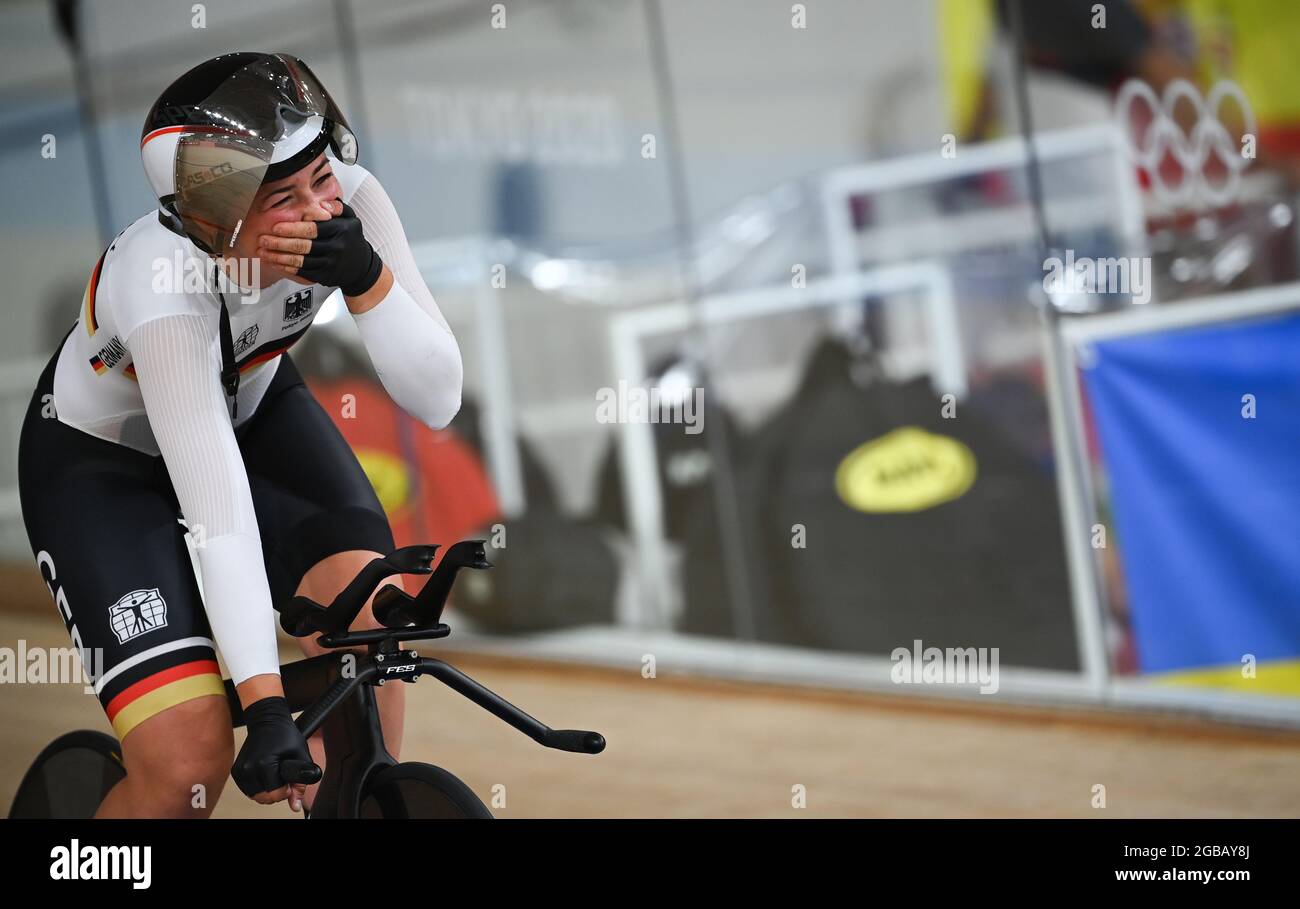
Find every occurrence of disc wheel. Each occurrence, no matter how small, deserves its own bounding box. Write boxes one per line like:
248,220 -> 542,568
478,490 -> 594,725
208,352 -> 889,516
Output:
358,762 -> 492,818
9,730 -> 126,818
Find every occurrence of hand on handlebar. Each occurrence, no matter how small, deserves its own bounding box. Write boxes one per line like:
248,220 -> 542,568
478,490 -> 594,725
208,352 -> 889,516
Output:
231,695 -> 322,811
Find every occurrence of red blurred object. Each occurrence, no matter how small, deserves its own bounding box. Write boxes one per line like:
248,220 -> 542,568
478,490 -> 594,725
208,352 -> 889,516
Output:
307,376 -> 499,548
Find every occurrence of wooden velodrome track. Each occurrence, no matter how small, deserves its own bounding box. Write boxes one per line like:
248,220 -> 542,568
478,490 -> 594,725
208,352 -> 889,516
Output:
2,567 -> 1299,818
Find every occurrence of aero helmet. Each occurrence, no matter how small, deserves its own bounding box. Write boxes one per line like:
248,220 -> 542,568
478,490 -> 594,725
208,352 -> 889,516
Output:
141,52 -> 357,253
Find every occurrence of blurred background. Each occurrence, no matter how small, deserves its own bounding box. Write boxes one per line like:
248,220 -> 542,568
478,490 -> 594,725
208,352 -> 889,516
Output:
2,0 -> 1300,817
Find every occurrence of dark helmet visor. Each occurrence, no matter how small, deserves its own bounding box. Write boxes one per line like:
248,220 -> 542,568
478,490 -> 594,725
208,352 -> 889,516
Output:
173,54 -> 356,252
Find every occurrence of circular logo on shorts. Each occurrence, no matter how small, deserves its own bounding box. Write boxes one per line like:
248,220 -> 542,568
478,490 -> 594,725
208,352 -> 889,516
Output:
835,427 -> 976,514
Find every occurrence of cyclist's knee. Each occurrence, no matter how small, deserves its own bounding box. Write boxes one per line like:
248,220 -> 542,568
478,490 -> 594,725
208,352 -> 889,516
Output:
118,695 -> 234,817
296,549 -> 403,656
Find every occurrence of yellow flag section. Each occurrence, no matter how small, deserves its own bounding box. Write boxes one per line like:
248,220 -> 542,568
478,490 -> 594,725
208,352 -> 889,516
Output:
835,427 -> 976,514
355,449 -> 411,515
1153,659 -> 1300,696
1181,0 -> 1300,126
936,0 -> 995,139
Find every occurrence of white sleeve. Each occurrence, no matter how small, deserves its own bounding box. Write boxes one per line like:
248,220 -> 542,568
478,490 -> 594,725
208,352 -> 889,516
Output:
348,174 -> 463,429
126,314 -> 281,685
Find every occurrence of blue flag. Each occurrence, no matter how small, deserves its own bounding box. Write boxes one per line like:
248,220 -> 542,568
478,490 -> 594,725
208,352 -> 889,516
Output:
1081,311 -> 1300,675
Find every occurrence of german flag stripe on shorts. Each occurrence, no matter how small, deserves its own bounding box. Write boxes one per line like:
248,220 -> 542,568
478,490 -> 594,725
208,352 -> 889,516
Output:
96,640 -> 225,741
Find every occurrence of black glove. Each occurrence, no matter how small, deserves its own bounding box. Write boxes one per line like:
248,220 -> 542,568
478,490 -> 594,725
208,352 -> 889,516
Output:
297,201 -> 383,297
230,696 -> 321,798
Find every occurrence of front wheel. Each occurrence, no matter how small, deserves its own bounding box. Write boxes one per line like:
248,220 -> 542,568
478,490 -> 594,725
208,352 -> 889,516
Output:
358,762 -> 492,818
9,730 -> 126,818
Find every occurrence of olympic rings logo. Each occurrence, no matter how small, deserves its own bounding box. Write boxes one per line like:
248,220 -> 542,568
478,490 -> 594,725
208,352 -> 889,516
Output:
1113,78 -> 1256,209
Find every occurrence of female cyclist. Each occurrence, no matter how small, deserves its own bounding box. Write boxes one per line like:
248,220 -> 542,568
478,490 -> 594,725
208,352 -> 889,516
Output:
17,52 -> 463,817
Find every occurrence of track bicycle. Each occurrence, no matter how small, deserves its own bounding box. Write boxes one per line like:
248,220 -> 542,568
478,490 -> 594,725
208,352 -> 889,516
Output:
9,540 -> 605,818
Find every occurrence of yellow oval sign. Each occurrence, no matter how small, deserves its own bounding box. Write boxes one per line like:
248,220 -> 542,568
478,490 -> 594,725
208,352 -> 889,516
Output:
835,427 -> 976,513
355,449 -> 411,515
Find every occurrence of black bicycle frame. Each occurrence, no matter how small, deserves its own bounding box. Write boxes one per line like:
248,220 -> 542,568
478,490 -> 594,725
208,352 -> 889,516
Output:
222,540 -> 604,817
224,650 -> 393,818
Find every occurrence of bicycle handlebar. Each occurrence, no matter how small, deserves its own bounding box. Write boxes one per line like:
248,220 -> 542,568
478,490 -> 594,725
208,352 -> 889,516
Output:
372,540 -> 491,629
414,658 -> 605,754
542,729 -> 607,754
277,541 -> 491,637
277,544 -> 439,637
278,758 -> 323,787
274,652 -> 606,757
257,538 -> 605,765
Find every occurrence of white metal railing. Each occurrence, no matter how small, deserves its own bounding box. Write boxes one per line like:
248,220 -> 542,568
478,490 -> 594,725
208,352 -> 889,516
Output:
607,263 -> 962,628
